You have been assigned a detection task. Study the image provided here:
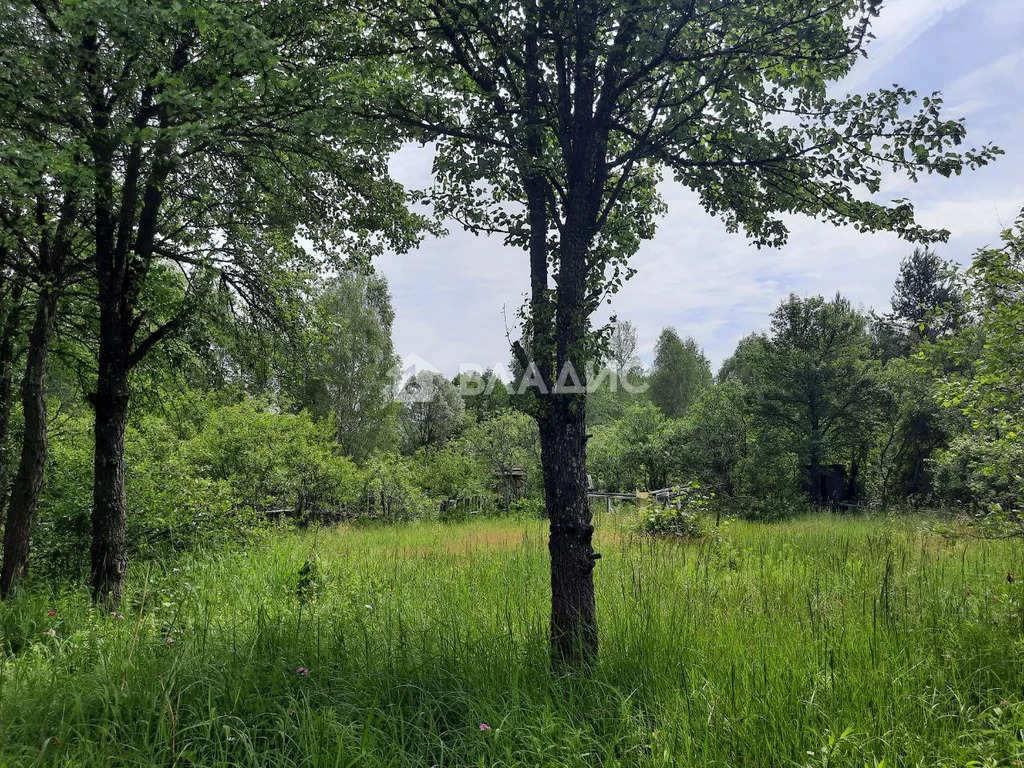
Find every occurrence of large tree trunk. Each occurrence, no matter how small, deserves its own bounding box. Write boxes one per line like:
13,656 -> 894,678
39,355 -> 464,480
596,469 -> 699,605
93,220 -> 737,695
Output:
89,311 -> 130,605
0,285 -> 57,597
540,398 -> 597,664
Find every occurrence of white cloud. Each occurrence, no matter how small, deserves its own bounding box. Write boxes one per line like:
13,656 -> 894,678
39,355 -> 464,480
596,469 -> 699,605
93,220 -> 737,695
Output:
944,49 -> 1024,116
841,0 -> 976,90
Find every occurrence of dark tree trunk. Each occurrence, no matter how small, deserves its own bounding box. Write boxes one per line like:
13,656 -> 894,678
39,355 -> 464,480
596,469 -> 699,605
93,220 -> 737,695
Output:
0,285 -> 57,597
540,397 -> 597,664
519,3 -> 608,668
89,309 -> 131,605
540,188 -> 601,663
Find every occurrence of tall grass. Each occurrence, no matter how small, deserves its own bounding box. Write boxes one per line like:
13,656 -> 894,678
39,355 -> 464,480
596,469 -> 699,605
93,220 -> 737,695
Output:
1,513 -> 1022,767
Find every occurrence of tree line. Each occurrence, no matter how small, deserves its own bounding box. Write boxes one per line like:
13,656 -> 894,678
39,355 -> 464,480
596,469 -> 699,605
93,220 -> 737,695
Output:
587,237 -> 1024,522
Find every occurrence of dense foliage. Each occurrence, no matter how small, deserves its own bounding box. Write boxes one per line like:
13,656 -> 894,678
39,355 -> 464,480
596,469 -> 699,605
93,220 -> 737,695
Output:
583,220 -> 1024,533
2,208 -> 1021,592
1,207 -> 1021,592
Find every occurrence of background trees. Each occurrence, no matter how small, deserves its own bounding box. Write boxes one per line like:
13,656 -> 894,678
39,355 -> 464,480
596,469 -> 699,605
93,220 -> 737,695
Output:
929,210 -> 1024,519
456,368 -> 512,423
297,272 -> 401,463
872,248 -> 967,360
750,295 -> 880,503
398,371 -> 466,452
649,329 -> 712,418
606,321 -> 641,379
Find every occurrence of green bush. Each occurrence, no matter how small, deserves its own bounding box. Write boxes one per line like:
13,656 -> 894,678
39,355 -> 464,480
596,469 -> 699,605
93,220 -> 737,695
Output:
409,444 -> 489,504
32,398 -> 367,581
637,482 -> 712,538
932,433 -> 1024,514
732,436 -> 806,520
34,410 -> 94,579
357,453 -> 432,521
184,399 -> 360,518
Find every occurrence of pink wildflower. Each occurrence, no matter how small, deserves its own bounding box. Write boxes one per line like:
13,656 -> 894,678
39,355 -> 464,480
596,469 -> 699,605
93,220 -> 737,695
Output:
478,722 -> 492,732
165,637 -> 176,644
47,609 -> 57,617
296,667 -> 310,676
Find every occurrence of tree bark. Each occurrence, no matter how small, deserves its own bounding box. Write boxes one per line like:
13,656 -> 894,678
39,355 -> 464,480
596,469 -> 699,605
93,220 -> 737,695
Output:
540,397 -> 597,664
89,307 -> 131,605
0,284 -> 57,597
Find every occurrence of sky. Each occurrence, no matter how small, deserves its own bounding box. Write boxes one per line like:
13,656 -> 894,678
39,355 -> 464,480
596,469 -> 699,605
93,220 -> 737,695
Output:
375,0 -> 1024,378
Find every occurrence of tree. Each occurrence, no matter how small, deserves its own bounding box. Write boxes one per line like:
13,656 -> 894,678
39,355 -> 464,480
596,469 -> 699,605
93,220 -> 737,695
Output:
928,209 -> 1024,521
606,320 -> 640,378
368,0 -> 998,663
873,248 -> 966,360
649,328 -> 712,418
0,137 -> 88,596
464,410 -> 541,511
873,357 -> 948,506
891,248 -> 966,342
456,368 -> 512,423
752,294 -> 880,503
617,402 -> 676,491
2,0 -> 419,602
678,381 -> 748,497
586,402 -> 677,492
299,271 -> 400,462
587,319 -> 648,425
399,370 -> 466,452
0,265 -> 26,518
719,334 -> 770,386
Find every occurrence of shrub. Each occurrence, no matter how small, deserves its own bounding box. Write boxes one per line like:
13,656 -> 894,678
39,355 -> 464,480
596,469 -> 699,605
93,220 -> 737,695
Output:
184,399 -> 360,518
732,436 -> 805,520
932,433 -> 1024,521
33,398 -> 365,581
357,454 -> 432,521
637,482 -> 713,538
410,444 -> 489,503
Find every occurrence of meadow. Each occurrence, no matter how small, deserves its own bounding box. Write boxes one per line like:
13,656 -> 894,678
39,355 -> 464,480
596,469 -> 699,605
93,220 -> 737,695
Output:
1,511 -> 1023,767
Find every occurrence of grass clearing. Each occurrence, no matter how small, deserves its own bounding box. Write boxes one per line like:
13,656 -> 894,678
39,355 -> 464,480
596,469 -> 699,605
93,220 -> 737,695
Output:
2,512 -> 1023,767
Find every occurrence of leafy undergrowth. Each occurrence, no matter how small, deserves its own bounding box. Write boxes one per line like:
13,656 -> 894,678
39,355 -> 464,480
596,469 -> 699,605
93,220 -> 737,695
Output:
2,515 -> 1023,767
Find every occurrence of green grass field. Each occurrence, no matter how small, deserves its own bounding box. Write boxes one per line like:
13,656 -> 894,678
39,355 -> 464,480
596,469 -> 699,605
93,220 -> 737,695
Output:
2,512 -> 1023,767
